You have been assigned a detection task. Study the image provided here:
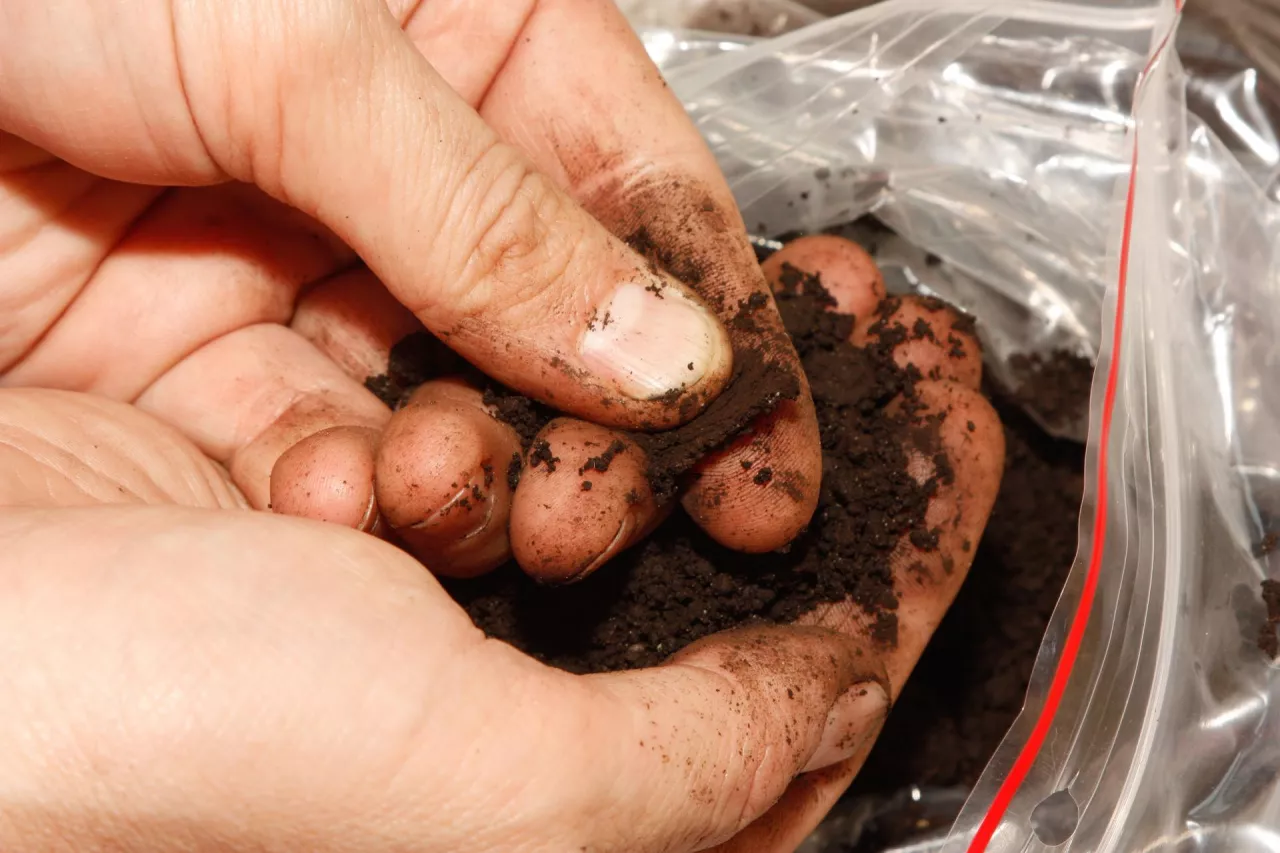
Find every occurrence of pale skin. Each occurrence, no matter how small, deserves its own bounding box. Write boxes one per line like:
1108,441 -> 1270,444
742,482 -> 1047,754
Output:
0,1 -> 1005,850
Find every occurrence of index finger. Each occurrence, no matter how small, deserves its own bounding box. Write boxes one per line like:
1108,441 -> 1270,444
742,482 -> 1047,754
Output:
404,0 -> 824,554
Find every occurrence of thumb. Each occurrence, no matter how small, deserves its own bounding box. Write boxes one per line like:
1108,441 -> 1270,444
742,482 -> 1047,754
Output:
177,0 -> 733,428
520,626 -> 891,852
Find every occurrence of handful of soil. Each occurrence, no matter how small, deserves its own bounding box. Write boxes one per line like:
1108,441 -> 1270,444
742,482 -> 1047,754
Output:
445,270 -> 950,673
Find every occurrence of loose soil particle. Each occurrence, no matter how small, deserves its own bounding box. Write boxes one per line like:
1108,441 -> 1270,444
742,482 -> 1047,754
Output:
445,274 -> 941,673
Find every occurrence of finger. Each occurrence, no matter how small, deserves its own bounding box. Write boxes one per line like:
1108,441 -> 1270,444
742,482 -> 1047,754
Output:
0,180 -> 388,532
581,625 -> 889,852
761,234 -> 887,320
3,183 -> 351,401
407,0 -> 823,553
135,323 -> 390,529
0,506 -> 882,853
854,296 -> 983,390
0,388 -> 243,511
375,378 -> 522,578
704,757 -> 868,853
293,272 -> 667,581
167,2 -> 732,429
510,418 -> 661,583
291,266 -> 426,392
763,234 -> 983,390
804,380 -> 1004,696
269,426 -> 381,533
291,267 -> 471,410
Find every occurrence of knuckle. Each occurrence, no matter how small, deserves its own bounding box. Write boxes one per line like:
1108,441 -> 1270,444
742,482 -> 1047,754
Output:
441,144 -> 582,325
718,737 -> 778,835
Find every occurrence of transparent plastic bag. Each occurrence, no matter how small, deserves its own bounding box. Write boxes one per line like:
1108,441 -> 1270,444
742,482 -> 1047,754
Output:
640,1 -> 1280,851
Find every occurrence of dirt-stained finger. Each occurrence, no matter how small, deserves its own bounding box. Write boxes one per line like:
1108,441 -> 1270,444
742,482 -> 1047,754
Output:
510,418 -> 661,583
432,0 -> 821,555
671,235 -> 895,555
583,623 -> 887,852
375,378 -> 522,578
762,234 -> 886,320
804,379 -> 1004,696
855,296 -> 983,390
762,233 -> 1004,699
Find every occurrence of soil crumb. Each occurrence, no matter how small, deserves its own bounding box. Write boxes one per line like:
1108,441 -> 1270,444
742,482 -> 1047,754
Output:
579,440 -> 627,476
445,273 -> 939,673
364,331 -> 463,409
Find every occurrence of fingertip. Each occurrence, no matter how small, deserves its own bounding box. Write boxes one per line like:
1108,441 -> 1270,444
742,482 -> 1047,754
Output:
510,418 -> 658,582
270,425 -> 380,531
375,379 -> 520,577
762,234 -> 886,319
855,296 -> 983,389
681,400 -> 821,553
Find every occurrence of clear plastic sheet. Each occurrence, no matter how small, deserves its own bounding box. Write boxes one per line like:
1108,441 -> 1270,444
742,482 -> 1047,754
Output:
635,2 -> 1280,852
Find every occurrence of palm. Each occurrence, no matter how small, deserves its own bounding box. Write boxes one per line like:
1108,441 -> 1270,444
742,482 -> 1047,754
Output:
0,388 -> 552,850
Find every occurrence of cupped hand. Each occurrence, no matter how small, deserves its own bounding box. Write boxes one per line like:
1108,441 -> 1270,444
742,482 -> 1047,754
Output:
0,233 -> 1004,852
1,0 -> 824,580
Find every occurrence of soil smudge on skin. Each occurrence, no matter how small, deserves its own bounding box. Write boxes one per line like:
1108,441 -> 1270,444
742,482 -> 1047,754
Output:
848,354 -> 1089,801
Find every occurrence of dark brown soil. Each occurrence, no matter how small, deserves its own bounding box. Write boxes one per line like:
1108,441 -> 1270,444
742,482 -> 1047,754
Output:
846,383 -> 1085,797
1010,350 -> 1094,433
371,227 -> 1089,824
1258,579 -> 1280,658
444,274 -> 944,673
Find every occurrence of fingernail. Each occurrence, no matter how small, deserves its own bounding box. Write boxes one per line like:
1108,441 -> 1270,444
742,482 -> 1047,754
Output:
409,480 -> 494,540
802,680 -> 890,773
579,279 -> 728,401
559,515 -> 634,585
357,491 -> 379,533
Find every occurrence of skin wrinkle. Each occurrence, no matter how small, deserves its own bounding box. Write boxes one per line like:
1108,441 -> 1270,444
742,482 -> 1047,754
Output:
466,0 -> 538,110
224,386 -> 309,467
0,157 -> 89,249
0,396 -> 245,509
0,431 -> 105,506
0,178 -> 163,375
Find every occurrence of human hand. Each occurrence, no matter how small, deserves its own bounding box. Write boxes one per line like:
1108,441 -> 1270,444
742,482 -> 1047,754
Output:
1,0 -> 827,579
0,233 -> 1004,852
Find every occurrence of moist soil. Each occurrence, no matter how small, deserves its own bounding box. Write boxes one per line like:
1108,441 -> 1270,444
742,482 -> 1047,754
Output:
425,272 -> 956,674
